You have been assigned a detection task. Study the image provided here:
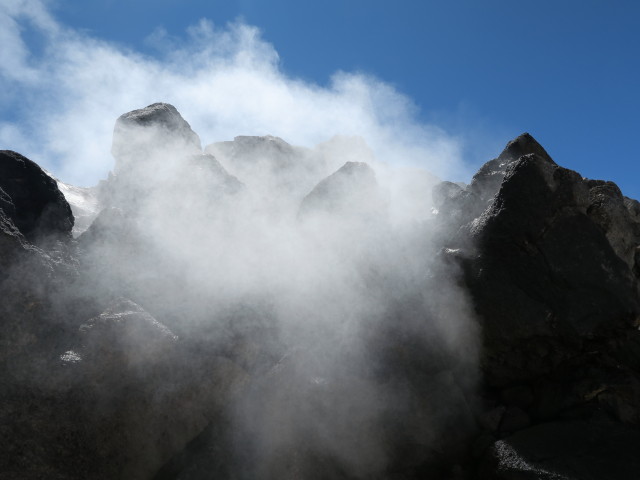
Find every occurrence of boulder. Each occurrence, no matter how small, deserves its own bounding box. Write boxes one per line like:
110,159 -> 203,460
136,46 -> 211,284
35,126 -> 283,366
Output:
73,299 -> 248,479
0,150 -> 74,242
78,298 -> 179,368
104,105 -> 242,219
111,102 -> 201,173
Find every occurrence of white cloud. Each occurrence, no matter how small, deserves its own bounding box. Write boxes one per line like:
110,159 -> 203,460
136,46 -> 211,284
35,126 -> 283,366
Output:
0,0 -> 468,186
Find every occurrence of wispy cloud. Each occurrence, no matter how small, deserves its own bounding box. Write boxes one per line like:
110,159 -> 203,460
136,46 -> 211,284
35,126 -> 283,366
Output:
0,1 -> 467,186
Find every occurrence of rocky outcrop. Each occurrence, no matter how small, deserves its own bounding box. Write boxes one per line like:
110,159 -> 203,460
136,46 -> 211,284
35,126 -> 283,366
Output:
69,299 -> 246,480
206,135 -> 305,173
206,135 -> 326,213
5,102 -> 640,480
468,153 -> 638,364
436,136 -> 640,384
103,104 -> 242,218
0,150 -> 74,242
112,102 -> 201,173
434,133 -> 553,235
431,134 -> 640,479
299,161 -> 385,221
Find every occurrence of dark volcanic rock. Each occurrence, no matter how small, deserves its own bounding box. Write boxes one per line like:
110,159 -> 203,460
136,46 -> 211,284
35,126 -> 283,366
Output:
463,151 -> 640,387
0,150 -> 74,242
79,298 -> 179,366
473,153 -> 636,334
469,132 -> 554,204
6,103 -> 640,480
479,420 -> 640,479
0,207 -> 29,272
433,133 -> 554,233
586,179 -> 640,270
430,133 -> 640,479
70,299 -> 247,480
433,135 -> 640,392
0,186 -> 15,218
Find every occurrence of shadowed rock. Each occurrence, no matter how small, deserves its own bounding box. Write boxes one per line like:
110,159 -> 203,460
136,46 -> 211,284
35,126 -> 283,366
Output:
479,420 -> 640,480
0,150 -> 74,242
6,108 -> 640,480
433,133 -> 555,232
461,151 -> 640,388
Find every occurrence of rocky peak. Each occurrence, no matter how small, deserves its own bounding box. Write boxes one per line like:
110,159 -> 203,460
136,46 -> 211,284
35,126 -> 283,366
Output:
470,132 -> 555,203
111,102 -> 202,173
298,161 -> 382,220
497,132 -> 554,164
433,133 -> 558,238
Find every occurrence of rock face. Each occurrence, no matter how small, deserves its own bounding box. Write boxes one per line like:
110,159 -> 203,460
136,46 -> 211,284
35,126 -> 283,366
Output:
4,104 -> 640,480
466,152 -> 639,380
432,133 -> 640,479
0,150 -> 74,241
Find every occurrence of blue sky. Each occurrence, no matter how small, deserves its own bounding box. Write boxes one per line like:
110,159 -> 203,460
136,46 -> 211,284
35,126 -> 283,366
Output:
2,0 -> 639,197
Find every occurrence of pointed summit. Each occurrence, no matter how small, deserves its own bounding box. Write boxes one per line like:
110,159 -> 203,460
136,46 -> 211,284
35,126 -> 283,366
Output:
470,133 -> 555,203
497,132 -> 554,164
298,161 -> 384,221
111,103 -> 202,173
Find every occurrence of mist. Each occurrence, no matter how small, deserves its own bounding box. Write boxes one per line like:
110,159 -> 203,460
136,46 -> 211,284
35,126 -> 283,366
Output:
0,1 -> 468,187
1,2 -> 481,479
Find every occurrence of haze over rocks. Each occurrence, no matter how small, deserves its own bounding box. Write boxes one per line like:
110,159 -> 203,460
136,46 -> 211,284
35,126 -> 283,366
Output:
2,103 -> 640,479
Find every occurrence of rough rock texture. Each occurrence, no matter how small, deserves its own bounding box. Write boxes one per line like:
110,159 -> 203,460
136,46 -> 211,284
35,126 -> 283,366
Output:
68,299 -> 246,480
5,103 -> 640,480
469,153 -> 638,356
434,133 -> 554,235
0,150 -> 74,241
431,133 -> 640,479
